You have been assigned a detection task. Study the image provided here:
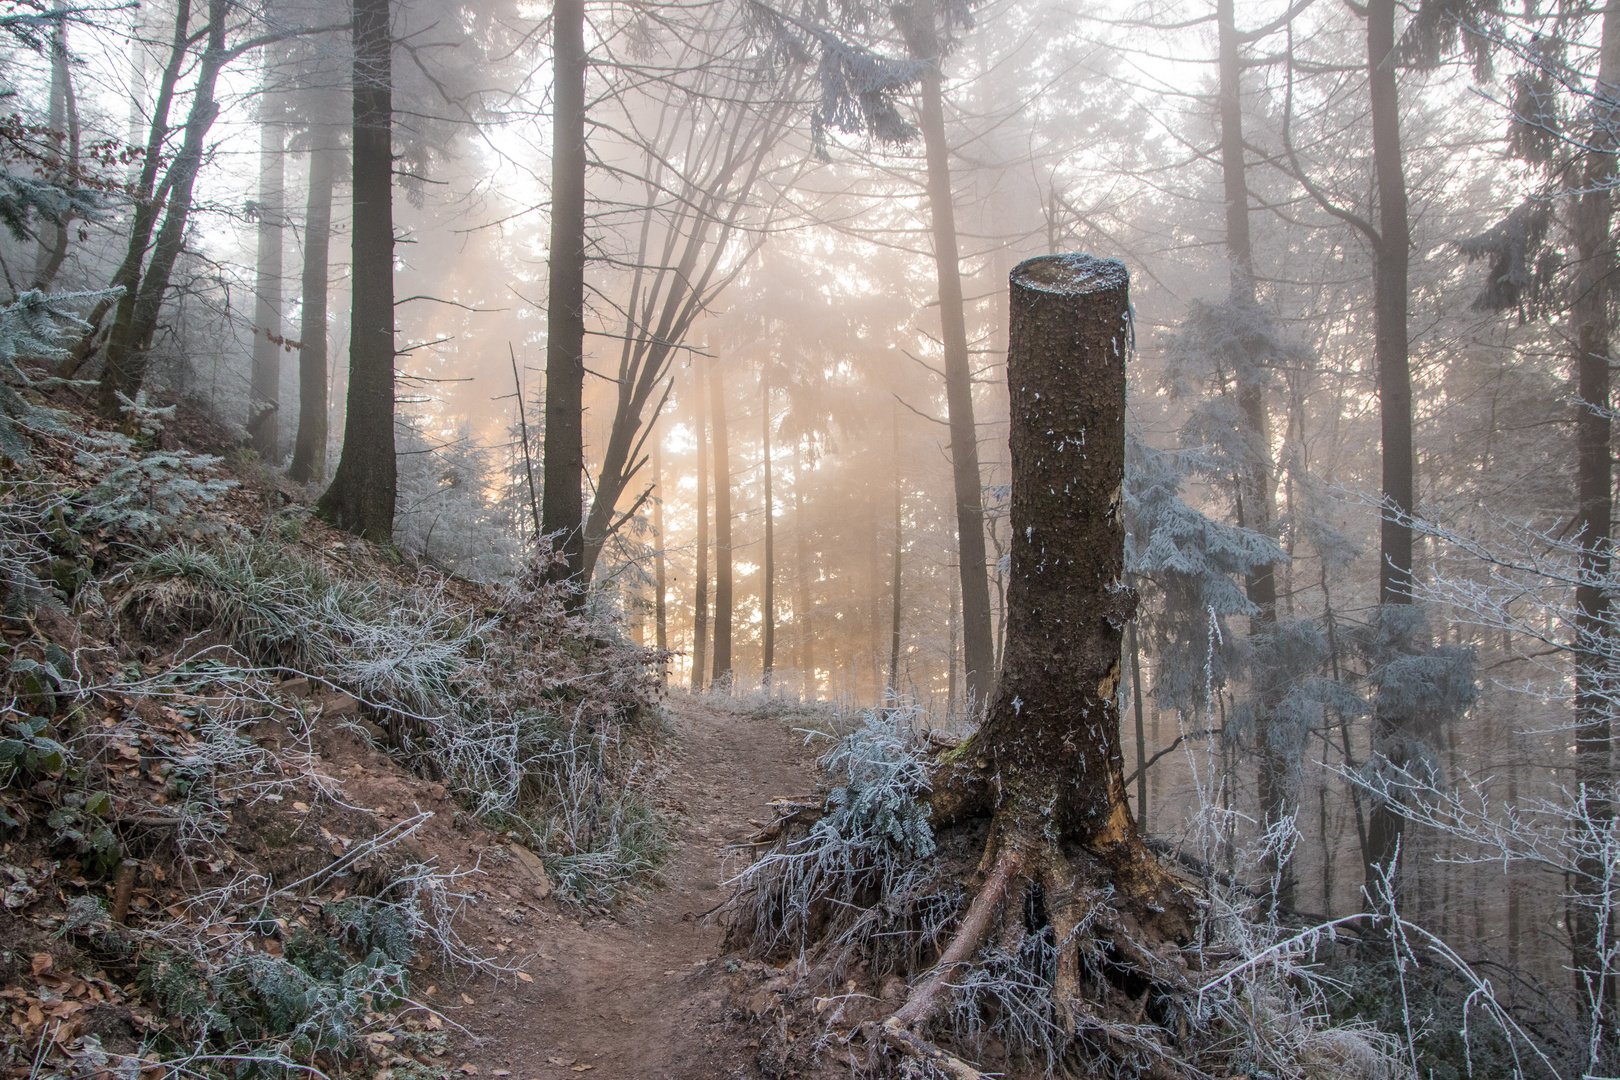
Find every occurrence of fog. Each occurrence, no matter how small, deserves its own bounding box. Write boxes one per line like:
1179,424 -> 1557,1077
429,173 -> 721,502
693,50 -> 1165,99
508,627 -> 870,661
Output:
3,0 -> 1616,1067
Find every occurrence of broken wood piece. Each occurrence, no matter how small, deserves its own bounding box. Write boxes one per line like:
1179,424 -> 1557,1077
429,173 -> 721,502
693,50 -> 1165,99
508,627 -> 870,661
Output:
747,798 -> 826,844
110,860 -> 139,924
877,1023 -> 986,1079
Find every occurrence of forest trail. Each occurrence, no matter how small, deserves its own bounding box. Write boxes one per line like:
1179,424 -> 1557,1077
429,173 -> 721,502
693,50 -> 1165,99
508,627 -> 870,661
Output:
443,692 -> 816,1080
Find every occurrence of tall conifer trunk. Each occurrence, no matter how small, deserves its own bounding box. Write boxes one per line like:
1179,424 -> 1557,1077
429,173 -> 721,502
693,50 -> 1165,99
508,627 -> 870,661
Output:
289,127 -> 338,485
946,573 -> 958,725
710,360 -> 734,688
692,376 -> 708,690
1570,0 -> 1620,1046
761,375 -> 775,687
1130,619 -> 1148,832
542,0 -> 588,598
894,0 -> 994,712
653,435 -> 668,653
888,415 -> 903,693
249,92 -> 285,461
317,0 -> 396,542
32,11 -> 76,293
1218,0 -> 1288,906
1362,0 -> 1418,902
794,443 -> 813,697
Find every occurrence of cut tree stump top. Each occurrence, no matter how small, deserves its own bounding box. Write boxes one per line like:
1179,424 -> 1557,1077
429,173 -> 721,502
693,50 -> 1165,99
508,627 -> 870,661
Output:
1011,253 -> 1129,295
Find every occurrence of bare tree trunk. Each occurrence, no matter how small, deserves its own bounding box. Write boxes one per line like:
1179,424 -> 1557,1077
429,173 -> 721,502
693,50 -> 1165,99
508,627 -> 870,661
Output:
1362,0 -> 1418,903
289,126 -> 338,485
710,359 -> 734,688
60,0 -> 190,379
692,376 -> 708,690
761,373 -> 774,687
542,0 -> 588,598
96,0 -> 229,418
316,0 -> 396,542
1130,618 -> 1147,832
795,441 -> 813,698
653,435 -> 668,653
946,571 -> 958,726
1571,0 -> 1620,1048
249,91 -> 285,461
896,0 -> 994,712
888,414 -> 903,694
32,10 -> 77,293
1219,0 -> 1288,907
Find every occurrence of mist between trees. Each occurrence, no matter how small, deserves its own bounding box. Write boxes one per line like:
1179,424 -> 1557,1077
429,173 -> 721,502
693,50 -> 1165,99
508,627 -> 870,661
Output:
5,0 -> 1620,1071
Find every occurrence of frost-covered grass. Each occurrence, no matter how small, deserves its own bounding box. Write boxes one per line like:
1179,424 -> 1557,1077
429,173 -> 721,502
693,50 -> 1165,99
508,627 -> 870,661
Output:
59,817 -> 494,1080
124,538 -> 493,709
120,533 -> 673,905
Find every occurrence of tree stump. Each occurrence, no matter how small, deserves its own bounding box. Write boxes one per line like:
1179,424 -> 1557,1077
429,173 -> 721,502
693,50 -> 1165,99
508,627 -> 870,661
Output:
890,254 -> 1193,1053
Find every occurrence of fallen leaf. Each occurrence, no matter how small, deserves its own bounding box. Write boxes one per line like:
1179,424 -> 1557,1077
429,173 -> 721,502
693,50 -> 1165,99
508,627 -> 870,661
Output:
546,1058 -> 574,1067
31,953 -> 52,976
460,993 -> 475,1005
515,972 -> 532,983
458,1065 -> 477,1076
569,1067 -> 593,1074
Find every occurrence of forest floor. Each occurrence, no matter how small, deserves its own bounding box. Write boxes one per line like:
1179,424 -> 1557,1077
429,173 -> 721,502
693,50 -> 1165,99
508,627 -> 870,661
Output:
0,392 -> 851,1080
431,692 -> 821,1080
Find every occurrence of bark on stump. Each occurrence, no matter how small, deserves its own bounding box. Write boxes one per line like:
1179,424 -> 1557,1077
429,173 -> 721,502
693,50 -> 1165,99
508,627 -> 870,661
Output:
887,254 -> 1191,1056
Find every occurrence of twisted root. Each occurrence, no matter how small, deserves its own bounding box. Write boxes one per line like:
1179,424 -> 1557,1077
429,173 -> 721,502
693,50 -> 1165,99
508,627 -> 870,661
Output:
867,821 -> 1198,1076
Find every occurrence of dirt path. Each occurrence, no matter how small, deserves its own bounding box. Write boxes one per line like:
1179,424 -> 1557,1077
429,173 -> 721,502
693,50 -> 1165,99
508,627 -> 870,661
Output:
442,692 -> 814,1080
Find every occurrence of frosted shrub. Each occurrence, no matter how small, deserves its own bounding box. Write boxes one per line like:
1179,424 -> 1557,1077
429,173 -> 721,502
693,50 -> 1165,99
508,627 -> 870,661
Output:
727,712 -> 961,986
77,449 -> 235,537
820,713 -> 937,859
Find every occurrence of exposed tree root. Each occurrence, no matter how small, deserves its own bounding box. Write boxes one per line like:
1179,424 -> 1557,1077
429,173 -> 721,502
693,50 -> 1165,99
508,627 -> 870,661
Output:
888,846 -> 1023,1031
850,810 -> 1201,1077
876,1022 -> 990,1079
728,726 -> 1217,1076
